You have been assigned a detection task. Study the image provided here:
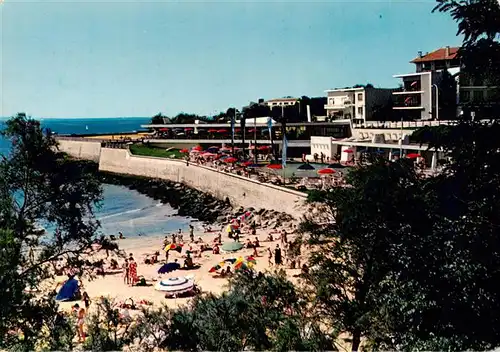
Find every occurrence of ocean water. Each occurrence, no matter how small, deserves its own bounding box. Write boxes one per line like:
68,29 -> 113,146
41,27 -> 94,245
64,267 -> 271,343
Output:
0,117 -> 195,238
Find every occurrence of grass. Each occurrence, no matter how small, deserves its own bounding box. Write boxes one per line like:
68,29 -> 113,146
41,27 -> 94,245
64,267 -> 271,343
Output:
129,144 -> 184,159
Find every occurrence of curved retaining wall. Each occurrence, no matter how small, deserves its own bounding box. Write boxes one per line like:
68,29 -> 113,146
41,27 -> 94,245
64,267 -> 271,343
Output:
98,148 -> 306,218
57,138 -> 102,162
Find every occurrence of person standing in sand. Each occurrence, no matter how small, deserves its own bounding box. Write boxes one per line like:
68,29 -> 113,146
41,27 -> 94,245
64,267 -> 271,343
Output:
76,307 -> 86,343
274,245 -> 282,266
128,257 -> 138,286
122,259 -> 129,285
189,225 -> 195,242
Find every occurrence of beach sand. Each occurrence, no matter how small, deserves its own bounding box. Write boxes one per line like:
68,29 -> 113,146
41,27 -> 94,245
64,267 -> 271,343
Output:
55,226 -> 304,313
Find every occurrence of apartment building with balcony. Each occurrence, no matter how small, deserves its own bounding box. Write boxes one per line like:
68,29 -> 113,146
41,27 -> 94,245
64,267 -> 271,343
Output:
325,86 -> 395,123
393,47 -> 460,120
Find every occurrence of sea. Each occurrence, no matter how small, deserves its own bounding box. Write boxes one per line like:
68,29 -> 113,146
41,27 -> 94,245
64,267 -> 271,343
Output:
0,117 -> 195,238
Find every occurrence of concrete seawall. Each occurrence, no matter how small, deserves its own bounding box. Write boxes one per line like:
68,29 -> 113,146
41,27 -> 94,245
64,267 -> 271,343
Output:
56,139 -> 307,218
57,138 -> 102,162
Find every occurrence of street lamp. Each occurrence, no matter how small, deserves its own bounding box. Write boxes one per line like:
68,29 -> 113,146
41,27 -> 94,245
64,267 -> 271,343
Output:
432,84 -> 439,121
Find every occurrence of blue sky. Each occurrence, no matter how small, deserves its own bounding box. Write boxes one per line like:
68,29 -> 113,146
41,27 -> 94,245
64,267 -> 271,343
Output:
0,0 -> 461,118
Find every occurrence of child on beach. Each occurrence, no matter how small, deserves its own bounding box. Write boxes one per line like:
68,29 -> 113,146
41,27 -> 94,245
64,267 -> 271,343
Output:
77,308 -> 86,343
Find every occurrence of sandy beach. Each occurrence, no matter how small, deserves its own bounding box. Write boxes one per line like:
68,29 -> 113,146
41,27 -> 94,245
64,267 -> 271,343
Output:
54,224 -> 305,314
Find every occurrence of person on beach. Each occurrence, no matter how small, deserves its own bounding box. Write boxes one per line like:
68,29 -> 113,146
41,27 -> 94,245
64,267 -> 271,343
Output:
119,232 -> 125,239
189,225 -> 195,242
268,248 -> 273,266
128,257 -> 138,286
213,244 -> 220,254
274,245 -> 282,266
82,291 -> 91,309
122,259 -> 129,285
77,307 -> 86,343
171,233 -> 176,244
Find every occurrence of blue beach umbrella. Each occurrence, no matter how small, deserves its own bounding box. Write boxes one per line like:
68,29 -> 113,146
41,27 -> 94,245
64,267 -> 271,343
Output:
158,262 -> 181,274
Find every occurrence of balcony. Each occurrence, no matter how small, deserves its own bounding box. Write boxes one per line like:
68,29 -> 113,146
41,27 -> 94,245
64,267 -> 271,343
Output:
393,96 -> 423,110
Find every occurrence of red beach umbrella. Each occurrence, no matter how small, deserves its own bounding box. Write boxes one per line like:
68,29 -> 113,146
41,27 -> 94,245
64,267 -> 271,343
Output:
241,161 -> 253,167
159,128 -> 168,132
208,129 -> 218,133
258,145 -> 271,151
180,148 -> 189,153
184,127 -> 194,131
216,129 -> 227,133
406,153 -> 421,159
343,149 -> 354,153
267,164 -> 283,170
201,152 -> 217,157
224,157 -> 238,163
192,145 -> 203,151
318,168 -> 336,175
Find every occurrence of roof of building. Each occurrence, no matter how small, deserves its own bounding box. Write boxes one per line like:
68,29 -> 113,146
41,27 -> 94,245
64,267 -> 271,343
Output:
265,97 -> 298,102
411,47 -> 460,63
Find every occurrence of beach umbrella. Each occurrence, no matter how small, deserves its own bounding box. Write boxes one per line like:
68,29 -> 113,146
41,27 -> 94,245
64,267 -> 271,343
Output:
240,160 -> 253,167
257,145 -> 271,151
234,256 -> 257,270
318,168 -> 336,175
267,164 -> 283,170
208,258 -> 237,273
180,148 -> 189,153
224,157 -> 238,163
159,128 -> 169,132
216,129 -> 227,133
221,242 -> 244,252
184,127 -> 194,131
154,277 -> 195,297
208,129 -> 218,133
164,243 -> 183,253
158,262 -> 181,274
192,145 -> 203,151
297,163 -> 315,170
207,146 -> 220,152
327,163 -> 346,169
406,153 -> 421,159
248,128 -> 257,133
201,152 -> 217,158
343,149 -> 354,153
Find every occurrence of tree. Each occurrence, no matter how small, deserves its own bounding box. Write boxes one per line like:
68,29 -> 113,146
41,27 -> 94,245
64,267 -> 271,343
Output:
302,159 -> 433,351
131,271 -> 333,352
434,0 -> 500,118
150,112 -> 167,124
0,113 -> 106,350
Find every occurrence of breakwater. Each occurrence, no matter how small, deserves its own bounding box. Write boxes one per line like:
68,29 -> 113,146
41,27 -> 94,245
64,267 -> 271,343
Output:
100,172 -> 296,228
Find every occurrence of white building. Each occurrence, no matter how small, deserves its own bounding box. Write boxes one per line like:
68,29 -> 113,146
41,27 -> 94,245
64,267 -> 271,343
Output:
324,87 -> 394,123
264,97 -> 299,108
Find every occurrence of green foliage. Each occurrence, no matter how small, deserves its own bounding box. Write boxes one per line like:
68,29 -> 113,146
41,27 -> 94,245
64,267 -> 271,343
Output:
127,271 -> 333,352
0,113 -> 106,349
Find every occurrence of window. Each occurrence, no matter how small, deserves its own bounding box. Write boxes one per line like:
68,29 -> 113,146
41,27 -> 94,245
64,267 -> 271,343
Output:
473,90 -> 484,102
357,93 -> 363,102
357,107 -> 364,116
460,90 -> 471,102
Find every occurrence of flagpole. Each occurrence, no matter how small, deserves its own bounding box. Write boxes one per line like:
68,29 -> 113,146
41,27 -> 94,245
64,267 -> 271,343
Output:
254,117 -> 257,164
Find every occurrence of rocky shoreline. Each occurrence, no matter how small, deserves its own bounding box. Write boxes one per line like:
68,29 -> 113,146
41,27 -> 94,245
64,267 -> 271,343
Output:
99,172 -> 296,228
